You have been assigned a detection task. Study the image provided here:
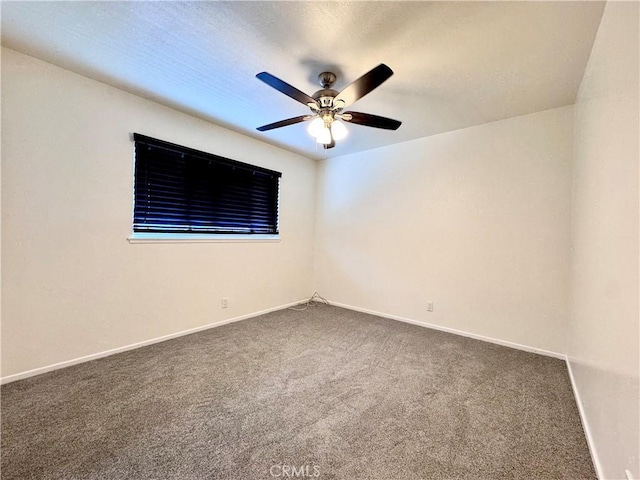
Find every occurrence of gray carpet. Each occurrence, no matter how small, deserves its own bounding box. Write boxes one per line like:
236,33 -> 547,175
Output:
1,305 -> 595,479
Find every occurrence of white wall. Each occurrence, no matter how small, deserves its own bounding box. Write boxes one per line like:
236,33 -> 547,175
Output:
1,48 -> 317,378
315,106 -> 574,355
568,2 -> 640,479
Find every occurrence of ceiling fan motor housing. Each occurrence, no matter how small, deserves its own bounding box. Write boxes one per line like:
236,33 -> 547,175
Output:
312,88 -> 339,108
312,72 -> 340,109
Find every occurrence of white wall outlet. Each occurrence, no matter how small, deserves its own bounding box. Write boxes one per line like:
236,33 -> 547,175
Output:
625,469 -> 634,480
426,301 -> 434,312
221,297 -> 228,309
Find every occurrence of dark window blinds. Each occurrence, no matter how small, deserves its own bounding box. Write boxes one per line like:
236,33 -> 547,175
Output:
133,134 -> 281,235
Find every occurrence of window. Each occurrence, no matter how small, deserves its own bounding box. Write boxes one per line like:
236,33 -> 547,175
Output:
132,134 -> 281,236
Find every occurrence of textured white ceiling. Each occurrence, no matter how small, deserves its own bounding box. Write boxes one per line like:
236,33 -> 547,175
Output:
1,1 -> 605,160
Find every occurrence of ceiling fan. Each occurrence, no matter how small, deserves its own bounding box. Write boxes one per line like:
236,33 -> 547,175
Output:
256,64 -> 401,149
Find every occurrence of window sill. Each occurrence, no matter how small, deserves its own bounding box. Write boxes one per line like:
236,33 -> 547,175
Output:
127,233 -> 281,244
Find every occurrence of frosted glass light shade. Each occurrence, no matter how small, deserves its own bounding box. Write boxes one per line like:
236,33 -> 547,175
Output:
316,127 -> 332,145
331,120 -> 348,140
307,117 -> 324,137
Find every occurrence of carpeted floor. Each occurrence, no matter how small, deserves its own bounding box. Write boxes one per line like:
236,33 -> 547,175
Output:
1,305 -> 595,479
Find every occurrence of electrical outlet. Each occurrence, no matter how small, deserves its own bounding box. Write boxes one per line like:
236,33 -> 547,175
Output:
625,469 -> 634,480
221,297 -> 228,309
426,301 -> 433,312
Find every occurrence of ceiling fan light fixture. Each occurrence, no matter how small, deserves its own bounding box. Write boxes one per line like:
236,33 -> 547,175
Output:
330,120 -> 348,140
307,116 -> 325,137
316,127 -> 332,145
255,64 -> 401,150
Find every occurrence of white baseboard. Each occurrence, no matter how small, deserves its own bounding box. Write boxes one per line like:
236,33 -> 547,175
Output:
328,300 -> 566,359
0,299 -> 308,385
566,358 -> 604,480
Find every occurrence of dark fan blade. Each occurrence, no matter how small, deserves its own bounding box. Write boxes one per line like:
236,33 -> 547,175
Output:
333,64 -> 393,108
256,72 -> 318,107
343,111 -> 401,130
257,115 -> 312,132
